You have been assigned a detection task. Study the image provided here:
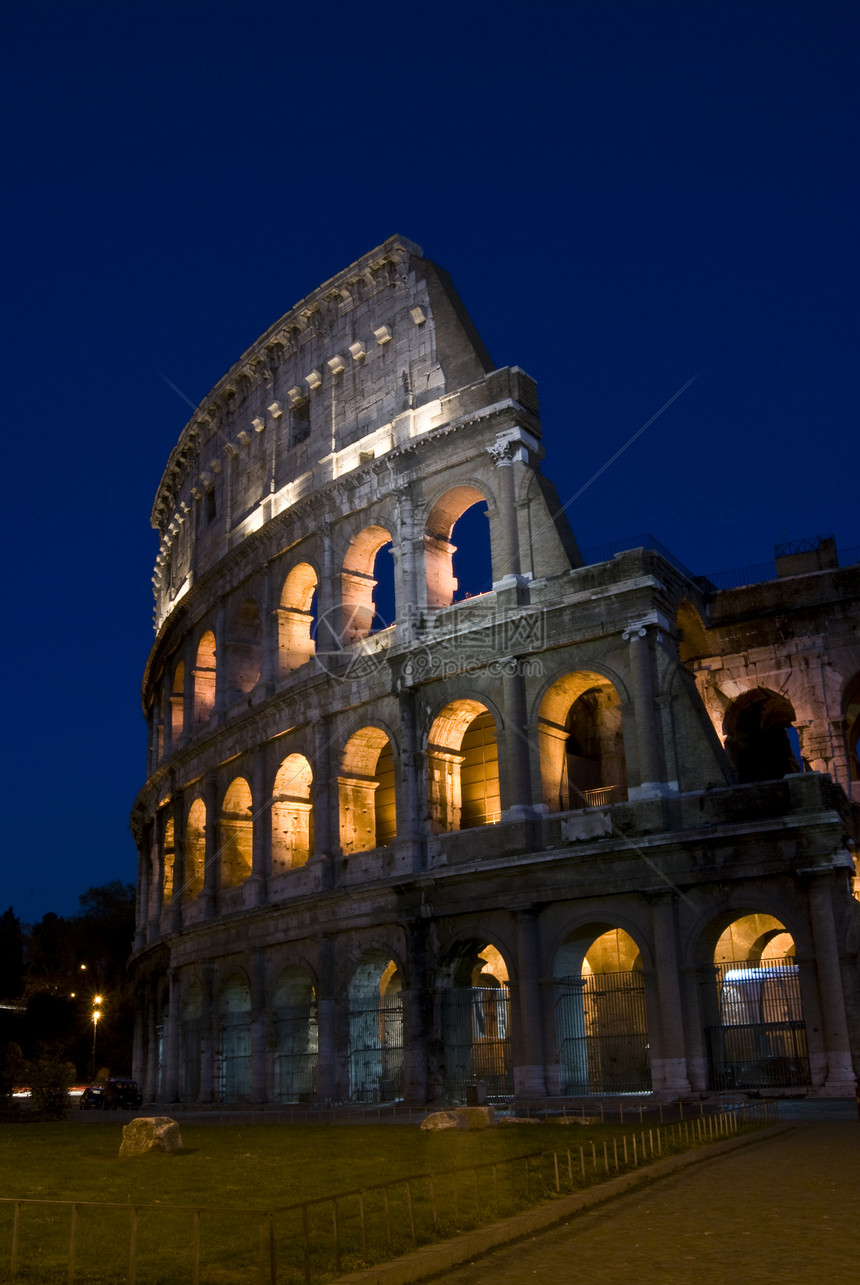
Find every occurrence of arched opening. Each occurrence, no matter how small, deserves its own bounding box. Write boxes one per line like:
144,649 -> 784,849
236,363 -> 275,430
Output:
278,563 -> 318,671
220,778 -> 253,888
339,728 -> 397,853
843,672 -> 860,785
427,701 -> 500,832
703,913 -> 808,1090
193,631 -> 216,724
180,980 -> 202,1102
676,600 -> 710,664
425,486 -> 492,607
553,926 -> 649,1094
216,974 -> 251,1103
184,797 -> 207,901
162,818 -> 175,908
438,942 -> 512,1102
341,526 -> 395,644
272,754 -> 314,870
226,599 -> 261,698
538,672 -> 627,810
272,966 -> 318,1102
348,953 -> 404,1102
170,661 -> 185,741
723,689 -> 799,783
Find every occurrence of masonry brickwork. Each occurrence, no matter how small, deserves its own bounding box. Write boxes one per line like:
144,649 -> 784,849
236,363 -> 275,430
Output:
131,237 -> 860,1106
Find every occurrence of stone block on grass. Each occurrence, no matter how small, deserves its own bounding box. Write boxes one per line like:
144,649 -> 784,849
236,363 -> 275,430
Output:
119,1116 -> 182,1157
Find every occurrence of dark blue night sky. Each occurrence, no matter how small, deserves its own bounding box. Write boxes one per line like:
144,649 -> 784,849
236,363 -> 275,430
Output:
3,2 -> 857,920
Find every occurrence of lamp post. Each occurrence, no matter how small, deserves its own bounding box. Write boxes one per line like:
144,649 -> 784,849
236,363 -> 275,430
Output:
91,996 -> 103,1082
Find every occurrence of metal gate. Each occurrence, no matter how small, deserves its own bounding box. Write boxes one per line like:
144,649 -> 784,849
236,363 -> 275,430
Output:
554,971 -> 651,1094
348,993 -> 404,1102
440,986 -> 513,1102
274,1004 -> 318,1102
217,1014 -> 251,1102
704,961 -> 809,1089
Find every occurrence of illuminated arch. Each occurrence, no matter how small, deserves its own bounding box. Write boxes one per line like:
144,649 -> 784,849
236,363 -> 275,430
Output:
347,951 -> 404,1102
341,525 -> 394,644
226,598 -> 261,697
538,671 -> 627,811
170,661 -> 185,741
272,754 -> 314,870
425,485 -> 491,608
278,562 -> 318,671
162,817 -> 175,906
217,972 -> 251,1103
437,940 -> 512,1102
272,965 -> 318,1103
427,700 -> 500,832
553,924 -> 649,1095
184,797 -> 207,901
220,777 -> 253,888
339,727 -> 396,853
193,631 -> 216,724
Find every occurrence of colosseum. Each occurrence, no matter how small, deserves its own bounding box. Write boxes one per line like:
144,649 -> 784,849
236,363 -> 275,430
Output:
131,235 -> 860,1105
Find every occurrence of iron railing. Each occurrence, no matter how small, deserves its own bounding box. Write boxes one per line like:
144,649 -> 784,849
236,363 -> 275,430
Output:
0,1103 -> 777,1283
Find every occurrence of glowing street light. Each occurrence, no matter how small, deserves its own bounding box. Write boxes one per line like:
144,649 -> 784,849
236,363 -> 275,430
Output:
91,996 -> 103,1082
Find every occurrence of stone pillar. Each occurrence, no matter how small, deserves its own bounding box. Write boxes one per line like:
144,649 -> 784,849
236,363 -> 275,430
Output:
805,868 -> 857,1094
259,563 -> 276,692
487,439 -> 522,587
247,746 -> 269,908
134,838 -> 149,950
394,484 -> 421,640
316,530 -> 340,663
198,966 -> 216,1103
403,918 -> 429,1103
623,621 -> 671,799
313,717 -> 335,886
164,969 -> 181,1102
201,774 -> 219,920
514,907 -> 546,1097
214,599 -> 227,716
250,950 -> 269,1104
150,809 -> 166,936
166,791 -> 185,933
649,895 -> 691,1094
502,659 -> 534,817
143,986 -> 158,1102
398,687 -> 425,871
132,997 -> 145,1086
316,936 -> 337,1103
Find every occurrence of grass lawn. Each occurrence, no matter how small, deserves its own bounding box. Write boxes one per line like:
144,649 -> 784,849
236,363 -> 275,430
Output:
0,1114 -> 748,1282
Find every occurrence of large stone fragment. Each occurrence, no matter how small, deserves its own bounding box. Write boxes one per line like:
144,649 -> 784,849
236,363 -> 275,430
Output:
420,1106 -> 496,1132
421,1110 -> 467,1131
119,1116 -> 183,1157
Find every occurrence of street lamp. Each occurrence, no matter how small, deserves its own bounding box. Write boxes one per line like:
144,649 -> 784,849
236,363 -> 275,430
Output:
91,996 -> 103,1082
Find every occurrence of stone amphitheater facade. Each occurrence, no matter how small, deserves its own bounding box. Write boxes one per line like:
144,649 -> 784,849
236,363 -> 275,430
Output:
131,236 -> 860,1105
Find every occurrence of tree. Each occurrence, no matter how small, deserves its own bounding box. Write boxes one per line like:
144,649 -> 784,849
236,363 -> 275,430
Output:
0,907 -> 24,1000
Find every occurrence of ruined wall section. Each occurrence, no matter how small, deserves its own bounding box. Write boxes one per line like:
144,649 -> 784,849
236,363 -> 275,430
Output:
150,237 -> 496,632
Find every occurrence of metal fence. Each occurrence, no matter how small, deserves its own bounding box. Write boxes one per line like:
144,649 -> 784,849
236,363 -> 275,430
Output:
0,1103 -> 777,1283
704,961 -> 809,1089
440,987 -> 514,1102
555,971 -> 651,1094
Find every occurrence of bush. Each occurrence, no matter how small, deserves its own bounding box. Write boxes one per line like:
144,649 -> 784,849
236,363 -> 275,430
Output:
28,1046 -> 76,1119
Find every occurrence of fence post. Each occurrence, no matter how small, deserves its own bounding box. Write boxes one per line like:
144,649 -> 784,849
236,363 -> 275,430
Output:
67,1204 -> 78,1285
332,1199 -> 342,1274
553,1152 -> 560,1192
301,1204 -> 311,1285
11,1202 -> 20,1280
406,1181 -> 417,1248
382,1188 -> 392,1249
359,1191 -> 367,1260
429,1178 -> 438,1230
258,1213 -> 276,1285
129,1208 -> 139,1285
192,1210 -> 200,1285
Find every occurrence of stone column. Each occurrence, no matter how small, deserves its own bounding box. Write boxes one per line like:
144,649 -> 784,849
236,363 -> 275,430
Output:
166,791 -> 185,933
398,687 -> 425,871
214,599 -> 227,716
316,526 -> 340,663
623,621 -> 670,799
259,563 -> 277,692
143,987 -> 158,1102
649,895 -> 691,1094
316,936 -> 337,1103
198,965 -> 216,1103
247,746 -> 269,908
150,809 -> 166,937
250,950 -> 269,1104
403,918 -> 429,1103
134,838 -> 149,950
513,906 -> 546,1097
487,438 -> 522,587
394,484 -> 421,640
164,969 -> 181,1102
805,868 -> 857,1094
201,774 -> 219,920
313,717 -> 335,887
502,659 -> 534,817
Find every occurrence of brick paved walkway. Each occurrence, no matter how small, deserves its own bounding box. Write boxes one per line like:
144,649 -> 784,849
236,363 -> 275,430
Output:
434,1116 -> 860,1284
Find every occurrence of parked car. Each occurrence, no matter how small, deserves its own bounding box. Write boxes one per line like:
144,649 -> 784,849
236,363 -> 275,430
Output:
79,1079 -> 142,1110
